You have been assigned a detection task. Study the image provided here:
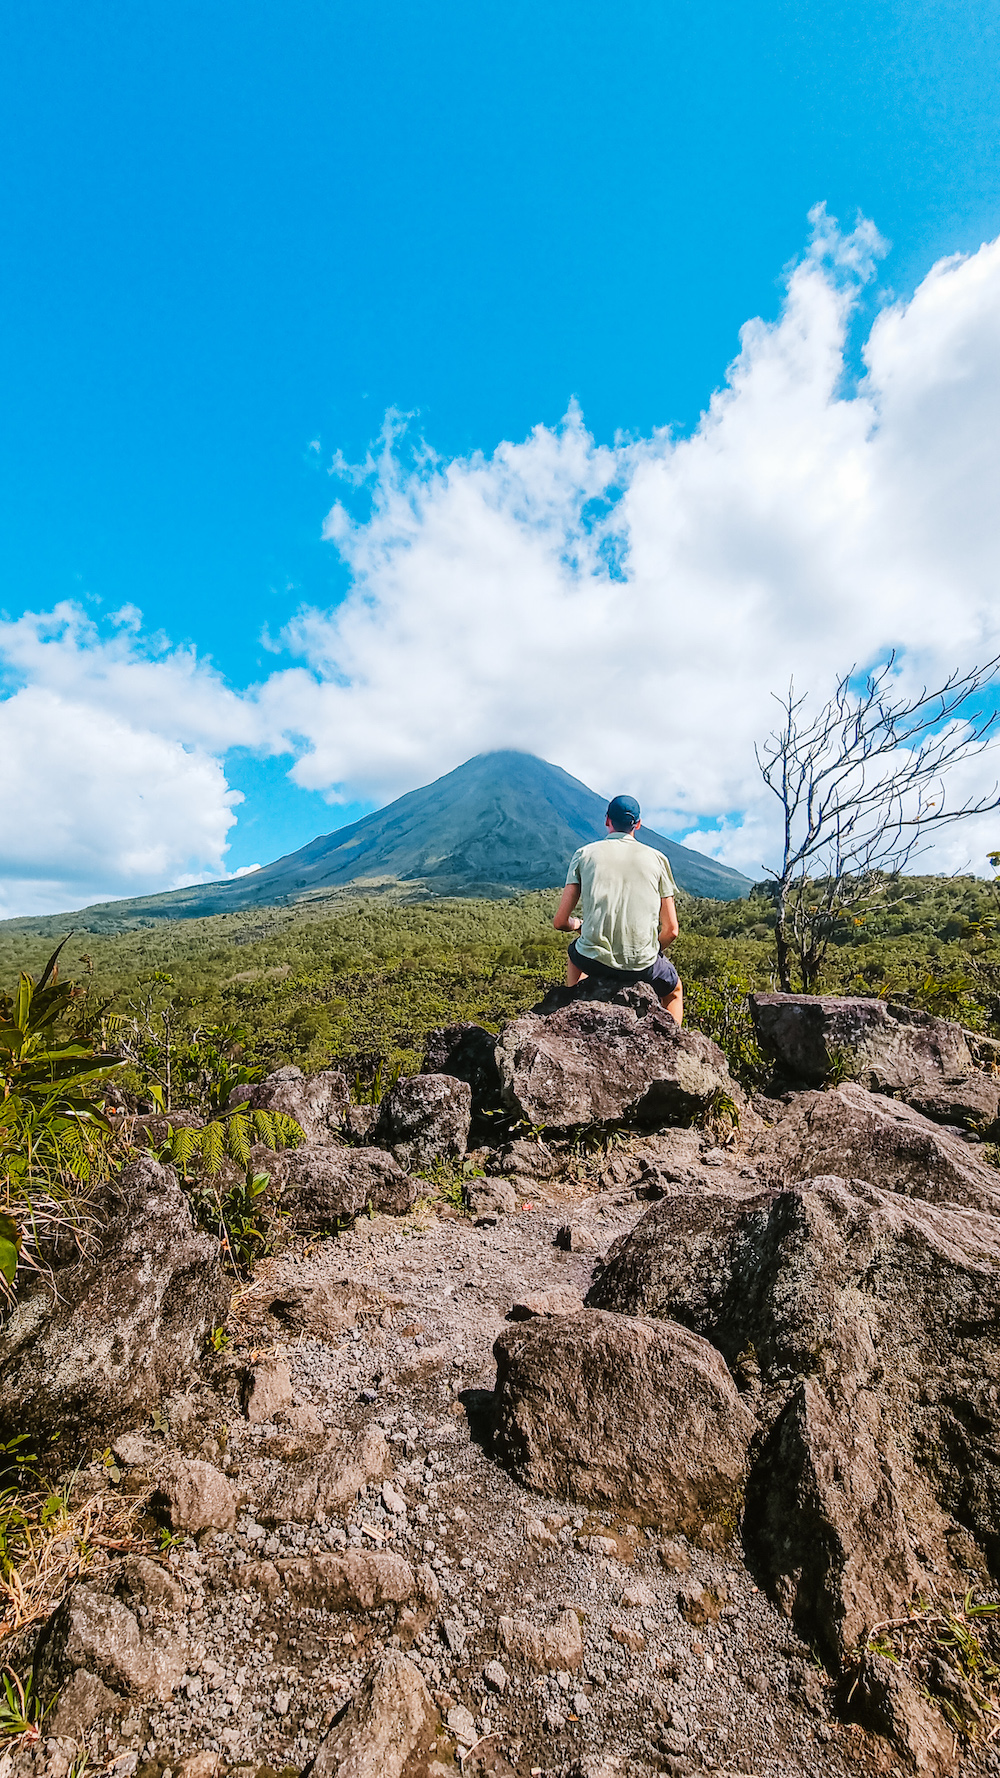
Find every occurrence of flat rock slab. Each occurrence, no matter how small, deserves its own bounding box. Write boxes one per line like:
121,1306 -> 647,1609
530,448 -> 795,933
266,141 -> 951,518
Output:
256,1425 -> 392,1524
492,1309 -> 755,1535
498,1608 -> 584,1671
248,1274 -> 398,1337
752,1081 -> 1000,1214
279,1550 -> 416,1612
496,993 -> 736,1131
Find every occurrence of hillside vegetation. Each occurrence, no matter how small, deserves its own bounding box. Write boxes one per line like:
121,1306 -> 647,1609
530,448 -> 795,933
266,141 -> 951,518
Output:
3,872 -> 1000,1110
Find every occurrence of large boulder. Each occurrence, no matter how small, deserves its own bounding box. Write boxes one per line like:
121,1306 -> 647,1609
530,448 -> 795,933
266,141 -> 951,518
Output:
751,1081 -> 1000,1215
750,992 -> 972,1086
495,987 -> 735,1132
492,1309 -> 755,1535
372,1073 -> 472,1170
267,1143 -> 417,1229
589,1175 -> 1000,1661
0,1156 -> 229,1448
750,993 -> 1000,1131
229,1064 -> 350,1143
422,1023 -> 503,1127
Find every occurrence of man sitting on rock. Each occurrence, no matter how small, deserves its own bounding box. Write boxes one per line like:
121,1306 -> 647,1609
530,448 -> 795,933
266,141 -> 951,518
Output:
552,794 -> 683,1023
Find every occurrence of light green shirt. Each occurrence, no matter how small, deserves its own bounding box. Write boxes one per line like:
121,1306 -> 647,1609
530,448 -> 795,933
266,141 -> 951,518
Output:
566,833 -> 678,971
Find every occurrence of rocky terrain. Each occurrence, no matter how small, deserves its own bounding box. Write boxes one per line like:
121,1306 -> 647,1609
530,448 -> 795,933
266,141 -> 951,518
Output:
5,984 -> 1000,1778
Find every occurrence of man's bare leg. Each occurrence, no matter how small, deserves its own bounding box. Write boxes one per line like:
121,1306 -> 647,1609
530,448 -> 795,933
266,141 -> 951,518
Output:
566,956 -> 587,986
661,981 -> 683,1025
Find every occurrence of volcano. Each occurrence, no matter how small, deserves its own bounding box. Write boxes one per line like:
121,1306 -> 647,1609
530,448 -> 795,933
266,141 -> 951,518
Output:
4,751 -> 753,930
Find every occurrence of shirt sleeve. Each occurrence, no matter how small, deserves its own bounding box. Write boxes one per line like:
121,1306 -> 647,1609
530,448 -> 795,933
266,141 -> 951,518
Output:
566,848 -> 584,886
657,855 -> 678,897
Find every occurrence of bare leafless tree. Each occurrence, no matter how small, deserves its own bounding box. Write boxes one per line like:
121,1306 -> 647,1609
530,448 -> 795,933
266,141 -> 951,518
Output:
757,654 -> 1000,992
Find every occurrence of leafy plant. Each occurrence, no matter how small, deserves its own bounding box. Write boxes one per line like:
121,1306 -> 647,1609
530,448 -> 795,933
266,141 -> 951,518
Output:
684,963 -> 769,1089
697,1087 -> 742,1134
415,1154 -> 486,1211
0,942 -> 127,1292
823,1046 -> 857,1087
0,1666 -> 48,1740
859,1592 -> 1000,1743
0,1216 -> 21,1288
155,1108 -> 303,1178
0,940 -> 123,1191
351,1056 -> 404,1106
0,1437 -> 40,1492
190,1170 -> 282,1273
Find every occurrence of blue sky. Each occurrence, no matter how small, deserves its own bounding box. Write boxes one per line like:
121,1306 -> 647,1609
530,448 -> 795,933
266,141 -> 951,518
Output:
3,1 -> 1000,911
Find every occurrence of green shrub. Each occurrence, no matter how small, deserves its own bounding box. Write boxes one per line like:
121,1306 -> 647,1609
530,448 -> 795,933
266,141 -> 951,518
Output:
0,942 -> 125,1291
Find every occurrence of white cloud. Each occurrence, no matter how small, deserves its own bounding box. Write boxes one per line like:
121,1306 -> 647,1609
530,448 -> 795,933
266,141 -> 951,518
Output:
0,686 -> 242,918
263,206 -> 1000,876
5,204 -> 1000,914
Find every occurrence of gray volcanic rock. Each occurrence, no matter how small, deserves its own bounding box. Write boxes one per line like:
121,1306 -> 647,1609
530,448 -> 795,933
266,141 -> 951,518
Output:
308,1649 -> 440,1778
492,1309 -> 755,1534
256,1425 -> 392,1524
0,1155 -> 228,1449
372,1072 -> 472,1169
907,1070 -> 1000,1133
422,1022 -> 503,1122
749,992 -> 973,1088
751,1081 -> 1000,1214
750,993 -> 1000,1132
744,1374 -> 924,1664
496,987 -> 735,1131
230,1064 -> 350,1142
154,1456 -> 237,1535
588,1175 -> 1000,1660
854,1650 -> 955,1775
268,1142 -> 417,1229
279,1550 -> 416,1613
35,1583 -> 186,1703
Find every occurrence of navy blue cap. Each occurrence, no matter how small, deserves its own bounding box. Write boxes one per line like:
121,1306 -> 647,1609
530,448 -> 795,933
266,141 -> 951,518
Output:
606,794 -> 640,830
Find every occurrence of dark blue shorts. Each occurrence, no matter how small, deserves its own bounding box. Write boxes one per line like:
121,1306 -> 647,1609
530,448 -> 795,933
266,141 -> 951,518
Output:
568,940 -> 680,1000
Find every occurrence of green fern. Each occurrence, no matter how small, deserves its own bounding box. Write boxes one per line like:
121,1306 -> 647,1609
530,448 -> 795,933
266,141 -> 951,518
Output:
201,1121 -> 225,1176
267,1110 -> 302,1148
250,1106 -> 276,1149
169,1125 -> 198,1171
155,1107 -> 304,1179
226,1115 -> 253,1169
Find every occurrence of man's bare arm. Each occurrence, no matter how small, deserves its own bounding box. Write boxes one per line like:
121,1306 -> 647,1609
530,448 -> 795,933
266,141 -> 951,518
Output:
659,896 -> 679,947
554,884 -> 582,932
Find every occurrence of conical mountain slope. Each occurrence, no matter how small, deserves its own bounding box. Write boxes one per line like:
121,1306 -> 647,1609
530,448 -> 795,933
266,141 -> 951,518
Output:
1,752 -> 752,932
247,750 -> 751,901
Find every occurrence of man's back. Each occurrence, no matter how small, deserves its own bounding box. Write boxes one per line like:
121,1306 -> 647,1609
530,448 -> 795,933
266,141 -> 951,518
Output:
566,832 -> 677,972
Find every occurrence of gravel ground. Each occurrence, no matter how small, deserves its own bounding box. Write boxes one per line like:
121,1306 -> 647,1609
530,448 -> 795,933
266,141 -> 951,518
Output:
16,1141 -> 1000,1778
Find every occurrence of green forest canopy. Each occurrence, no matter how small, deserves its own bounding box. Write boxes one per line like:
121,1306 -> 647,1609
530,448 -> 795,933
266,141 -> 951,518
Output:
3,873 -> 1000,1102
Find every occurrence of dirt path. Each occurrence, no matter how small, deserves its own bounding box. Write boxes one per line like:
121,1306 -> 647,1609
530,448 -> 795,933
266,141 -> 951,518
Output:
108,1171 -> 924,1778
